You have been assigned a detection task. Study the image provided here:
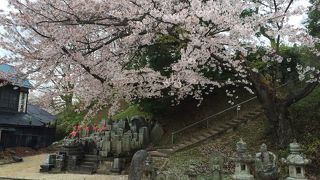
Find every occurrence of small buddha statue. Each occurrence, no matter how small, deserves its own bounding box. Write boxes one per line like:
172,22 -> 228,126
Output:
255,143 -> 278,180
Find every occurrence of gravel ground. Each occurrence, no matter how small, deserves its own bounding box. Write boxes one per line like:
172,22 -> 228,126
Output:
0,154 -> 127,180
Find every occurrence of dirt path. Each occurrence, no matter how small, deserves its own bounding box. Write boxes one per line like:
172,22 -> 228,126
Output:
0,154 -> 128,180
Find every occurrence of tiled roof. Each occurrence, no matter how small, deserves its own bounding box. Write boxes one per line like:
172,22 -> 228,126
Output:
0,104 -> 56,126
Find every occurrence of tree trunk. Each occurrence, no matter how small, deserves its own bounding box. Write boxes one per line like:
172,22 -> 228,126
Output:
248,70 -> 318,147
263,102 -> 294,147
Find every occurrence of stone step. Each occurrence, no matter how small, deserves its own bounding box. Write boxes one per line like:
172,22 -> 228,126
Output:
148,151 -> 168,157
190,138 -> 199,143
76,166 -> 95,174
79,164 -> 96,169
197,135 -> 207,140
163,108 -> 264,153
244,113 -> 255,117
201,132 -> 212,137
219,124 -> 231,130
156,148 -> 174,154
83,154 -> 99,162
232,119 -> 243,123
207,130 -> 219,135
83,158 -> 98,162
226,121 -> 238,127
175,144 -> 186,150
84,154 -> 98,158
237,117 -> 247,121
81,161 -> 97,166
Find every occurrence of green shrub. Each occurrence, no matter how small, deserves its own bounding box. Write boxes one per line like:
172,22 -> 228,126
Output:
112,105 -> 152,120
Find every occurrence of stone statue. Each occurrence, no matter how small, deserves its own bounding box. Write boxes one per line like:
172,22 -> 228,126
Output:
209,152 -> 224,180
255,143 -> 278,180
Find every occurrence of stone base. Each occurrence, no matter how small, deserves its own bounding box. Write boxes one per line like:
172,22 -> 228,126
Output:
232,174 -> 254,180
285,178 -> 309,180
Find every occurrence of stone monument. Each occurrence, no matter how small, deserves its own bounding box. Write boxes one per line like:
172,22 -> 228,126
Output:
128,150 -> 148,180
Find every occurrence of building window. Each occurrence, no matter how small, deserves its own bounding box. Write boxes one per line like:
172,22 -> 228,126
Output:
0,85 -> 19,112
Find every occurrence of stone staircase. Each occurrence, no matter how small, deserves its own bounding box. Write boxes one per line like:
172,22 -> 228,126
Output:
150,107 -> 264,157
76,154 -> 99,174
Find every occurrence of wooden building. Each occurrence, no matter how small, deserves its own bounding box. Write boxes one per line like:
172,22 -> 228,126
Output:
0,64 -> 56,148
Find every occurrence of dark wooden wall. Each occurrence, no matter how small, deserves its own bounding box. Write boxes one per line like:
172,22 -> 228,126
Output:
0,126 -> 55,148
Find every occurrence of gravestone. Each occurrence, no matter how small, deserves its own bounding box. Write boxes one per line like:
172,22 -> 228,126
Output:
40,154 -> 56,172
150,122 -> 164,145
55,154 -> 66,172
115,135 -> 122,156
131,116 -> 148,133
140,126 -> 149,146
138,128 -> 145,147
131,132 -> 139,149
111,158 -> 125,173
111,131 -> 117,152
128,150 -> 148,180
99,135 -> 111,157
122,132 -> 131,153
255,143 -> 278,180
117,127 -> 124,136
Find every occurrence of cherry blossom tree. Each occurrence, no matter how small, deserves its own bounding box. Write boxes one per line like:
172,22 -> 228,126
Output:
0,0 -> 318,146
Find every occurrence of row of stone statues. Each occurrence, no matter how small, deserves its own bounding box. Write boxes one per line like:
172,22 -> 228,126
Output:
40,116 -> 164,173
135,139 -> 311,180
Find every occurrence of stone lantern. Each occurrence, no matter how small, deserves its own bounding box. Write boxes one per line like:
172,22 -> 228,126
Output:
282,140 -> 311,180
232,139 -> 254,180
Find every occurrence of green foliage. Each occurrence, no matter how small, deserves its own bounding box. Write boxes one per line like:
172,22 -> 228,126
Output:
138,96 -> 175,116
112,105 -> 153,120
240,8 -> 256,18
290,86 -> 320,173
125,29 -> 184,77
55,103 -> 152,139
307,0 -> 320,38
55,105 -> 85,139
